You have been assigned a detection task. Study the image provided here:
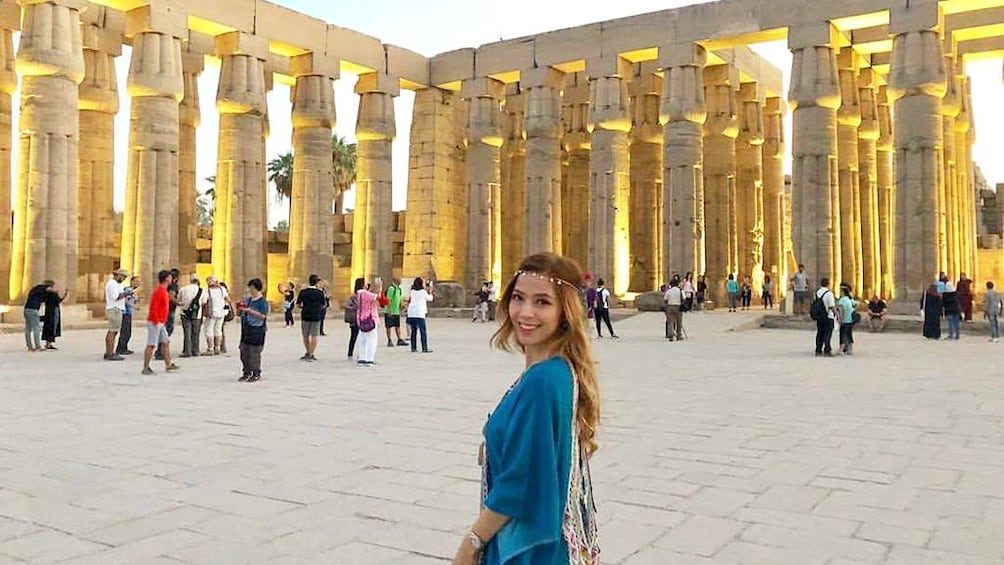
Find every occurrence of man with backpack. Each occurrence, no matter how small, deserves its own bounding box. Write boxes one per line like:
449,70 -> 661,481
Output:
810,277 -> 837,356
177,274 -> 204,358
384,277 -> 407,347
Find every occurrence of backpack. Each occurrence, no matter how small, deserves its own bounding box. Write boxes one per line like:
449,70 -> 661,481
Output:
810,291 -> 830,321
344,294 -> 358,323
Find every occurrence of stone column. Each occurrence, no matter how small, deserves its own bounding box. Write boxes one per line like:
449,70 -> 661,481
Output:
10,0 -> 86,302
77,11 -> 121,302
837,47 -> 862,293
789,23 -> 841,287
0,8 -> 12,303
561,74 -> 590,268
353,72 -> 397,283
179,50 -> 202,276
500,89 -> 525,277
703,64 -> 738,296
629,64 -> 662,292
212,32 -> 269,289
737,81 -> 765,293
288,53 -> 336,284
121,7 -> 185,283
763,97 -> 786,298
888,5 -> 947,301
587,57 -> 631,295
957,73 -> 977,281
941,54 -> 962,280
463,78 -> 504,292
857,69 -> 881,298
876,85 -> 895,298
659,43 -> 707,286
522,67 -> 564,255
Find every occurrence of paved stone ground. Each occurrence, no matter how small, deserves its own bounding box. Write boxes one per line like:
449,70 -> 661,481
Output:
1,311 -> 1003,564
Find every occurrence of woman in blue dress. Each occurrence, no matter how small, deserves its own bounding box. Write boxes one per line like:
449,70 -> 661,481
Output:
452,253 -> 601,565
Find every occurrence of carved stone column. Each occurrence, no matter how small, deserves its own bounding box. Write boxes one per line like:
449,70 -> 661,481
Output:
500,88 -> 525,278
288,53 -> 336,284
659,44 -> 707,286
837,47 -> 862,293
763,97 -> 787,298
463,78 -> 504,292
587,57 -> 631,295
213,32 -> 269,289
703,64 -> 738,298
789,23 -> 841,287
522,67 -> 564,255
888,5 -> 947,301
561,74 -> 590,268
941,54 -> 962,281
876,85 -> 895,298
857,69 -> 881,298
956,73 -> 976,281
737,81 -> 765,293
353,72 -> 397,283
629,64 -> 662,291
0,7 -> 13,303
179,50 -> 202,276
11,0 -> 86,302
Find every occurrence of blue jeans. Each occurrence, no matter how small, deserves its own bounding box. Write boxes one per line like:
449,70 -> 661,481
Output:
990,315 -> 1000,340
407,317 -> 429,352
947,314 -> 961,339
24,309 -> 41,350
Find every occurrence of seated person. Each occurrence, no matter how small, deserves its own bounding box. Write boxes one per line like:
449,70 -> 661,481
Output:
867,295 -> 887,332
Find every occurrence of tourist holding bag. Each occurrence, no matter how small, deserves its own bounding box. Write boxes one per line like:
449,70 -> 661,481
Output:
355,278 -> 381,366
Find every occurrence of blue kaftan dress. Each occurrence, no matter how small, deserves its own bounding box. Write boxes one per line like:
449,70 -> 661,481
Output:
482,356 -> 575,565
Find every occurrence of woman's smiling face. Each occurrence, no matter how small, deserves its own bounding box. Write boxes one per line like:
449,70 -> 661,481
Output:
509,273 -> 562,350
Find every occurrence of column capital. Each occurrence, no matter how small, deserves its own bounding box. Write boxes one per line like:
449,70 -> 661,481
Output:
215,31 -> 268,61
889,0 -> 941,36
0,29 -> 14,95
858,68 -> 880,141
354,72 -> 399,96
181,50 -> 204,75
787,31 -> 840,110
787,22 -> 840,51
79,47 -> 119,114
585,55 -> 631,79
876,85 -> 893,150
356,75 -> 396,140
520,66 -> 563,89
658,43 -> 705,69
461,76 -> 504,100
126,2 -> 187,40
763,96 -> 785,159
737,81 -> 765,146
16,0 -> 85,82
0,2 -> 19,31
836,47 -> 861,127
888,27 -> 946,100
291,72 -> 335,130
940,55 -> 961,116
290,51 -> 339,80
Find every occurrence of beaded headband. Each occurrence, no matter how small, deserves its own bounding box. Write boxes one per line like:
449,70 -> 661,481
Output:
514,270 -> 576,289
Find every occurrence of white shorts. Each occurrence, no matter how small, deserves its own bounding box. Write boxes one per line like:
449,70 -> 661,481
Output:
204,317 -> 224,337
146,323 -> 169,347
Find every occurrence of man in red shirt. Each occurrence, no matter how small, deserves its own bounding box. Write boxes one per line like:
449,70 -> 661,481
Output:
143,270 -> 181,375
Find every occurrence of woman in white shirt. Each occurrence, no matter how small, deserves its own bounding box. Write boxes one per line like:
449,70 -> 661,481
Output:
405,277 -> 434,353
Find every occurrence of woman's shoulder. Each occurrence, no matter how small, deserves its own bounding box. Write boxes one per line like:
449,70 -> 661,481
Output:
521,357 -> 574,395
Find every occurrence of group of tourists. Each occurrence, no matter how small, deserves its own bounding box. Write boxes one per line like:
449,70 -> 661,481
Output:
724,273 -> 775,312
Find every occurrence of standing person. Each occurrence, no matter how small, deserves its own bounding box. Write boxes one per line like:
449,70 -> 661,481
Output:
344,278 -> 363,359
812,277 -> 837,356
740,276 -> 753,310
202,276 -> 230,355
104,268 -> 133,361
681,272 -> 695,313
406,277 -> 435,353
584,278 -> 597,322
116,276 -> 141,356
957,273 -> 974,322
156,268 -> 181,360
472,282 -> 489,323
921,283 -> 943,340
295,274 -> 326,361
762,275 -> 774,310
40,281 -> 68,350
142,270 -> 180,375
236,278 -> 269,382
593,278 -> 618,338
696,274 -> 708,310
177,275 -> 204,358
867,294 -> 888,332
984,281 -> 1002,343
450,252 -> 600,565
663,278 -> 684,341
319,281 -> 332,336
23,282 -> 52,352
936,272 -> 948,294
486,281 -> 498,321
384,276 -> 407,347
282,282 -> 296,327
725,274 -> 740,312
837,285 -> 856,355
942,282 -> 962,340
791,264 -> 809,315
355,278 -> 381,365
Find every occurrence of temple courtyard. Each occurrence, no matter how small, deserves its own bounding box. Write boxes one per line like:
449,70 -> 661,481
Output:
0,312 -> 1003,564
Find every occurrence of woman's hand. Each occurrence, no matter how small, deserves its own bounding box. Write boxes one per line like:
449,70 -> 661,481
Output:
451,540 -> 478,565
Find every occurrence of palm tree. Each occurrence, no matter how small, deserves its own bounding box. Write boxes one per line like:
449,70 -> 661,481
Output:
267,152 -> 293,202
196,176 -> 216,226
332,135 -> 357,214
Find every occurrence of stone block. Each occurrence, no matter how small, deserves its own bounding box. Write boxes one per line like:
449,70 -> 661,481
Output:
461,77 -> 503,100
658,43 -> 706,68
82,22 -> 124,56
534,25 -> 602,67
476,39 -> 534,78
327,24 -> 383,74
431,48 -> 475,86
431,281 -> 466,308
385,44 -> 428,88
635,291 -> 665,312
126,4 -> 188,40
520,66 -> 563,89
354,72 -> 400,96
586,55 -> 632,78
788,22 -> 839,50
889,1 -> 940,35
215,31 -> 269,61
290,51 -> 339,79
0,2 -> 19,31
253,1 -> 327,54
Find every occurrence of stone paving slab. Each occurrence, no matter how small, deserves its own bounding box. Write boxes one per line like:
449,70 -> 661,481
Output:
1,311 -> 1004,563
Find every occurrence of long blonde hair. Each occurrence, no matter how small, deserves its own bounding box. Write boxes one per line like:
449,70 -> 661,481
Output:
491,253 -> 600,456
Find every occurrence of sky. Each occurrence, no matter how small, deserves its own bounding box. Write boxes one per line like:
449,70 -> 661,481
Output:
12,0 -> 1004,227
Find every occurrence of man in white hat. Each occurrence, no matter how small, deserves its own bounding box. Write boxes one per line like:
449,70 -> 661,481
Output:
104,268 -> 135,361
177,274 -> 205,357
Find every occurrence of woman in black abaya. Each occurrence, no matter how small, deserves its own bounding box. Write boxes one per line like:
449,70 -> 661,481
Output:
920,283 -> 942,340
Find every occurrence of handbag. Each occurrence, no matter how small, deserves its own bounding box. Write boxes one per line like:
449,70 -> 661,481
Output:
344,295 -> 358,323
359,316 -> 376,333
224,304 -> 235,322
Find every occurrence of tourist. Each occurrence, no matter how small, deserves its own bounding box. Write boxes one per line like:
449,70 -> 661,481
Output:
920,283 -> 943,340
762,275 -> 774,310
584,277 -> 597,321
296,274 -> 326,361
218,281 -> 234,353
740,276 -> 753,310
116,276 -> 140,356
355,277 -> 381,365
663,278 -> 684,341
696,274 -> 708,310
984,281 -> 1002,343
681,272 -> 695,312
282,282 -> 296,327
384,276 -> 407,347
406,276 -> 435,353
23,281 -> 53,352
156,268 -> 181,361
450,252 -> 600,565
812,277 -> 836,356
177,274 -> 204,358
592,278 -> 618,339
725,273 -> 740,312
867,294 -> 888,332
236,278 -> 269,382
142,270 -> 180,375
942,282 -> 962,340
486,281 -> 498,321
202,276 -> 230,355
344,278 -> 363,359
40,280 -> 67,350
104,268 -> 134,361
791,264 -> 809,316
957,273 -> 974,322
837,285 -> 856,355
319,280 -> 332,336
936,272 -> 948,294
472,282 -> 490,323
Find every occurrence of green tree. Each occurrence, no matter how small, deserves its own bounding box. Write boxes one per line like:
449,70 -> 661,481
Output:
268,152 -> 293,202
332,135 -> 357,214
196,176 -> 216,226
274,219 -> 290,233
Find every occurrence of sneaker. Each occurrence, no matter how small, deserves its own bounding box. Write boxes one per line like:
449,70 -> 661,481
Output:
238,374 -> 250,382
180,353 -> 192,358
422,350 -> 433,354
300,354 -> 310,361
121,350 -> 135,355
247,374 -> 261,382
141,367 -> 155,375
308,354 -> 317,361
165,364 -> 180,372
396,340 -> 407,346
105,354 -> 125,361
611,335 -> 620,339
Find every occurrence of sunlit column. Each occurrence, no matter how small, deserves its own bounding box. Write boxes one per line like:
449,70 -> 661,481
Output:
463,77 -> 504,291
737,81 -> 765,293
353,72 -> 397,283
522,67 -> 564,255
703,64 -> 739,297
857,68 -> 881,298
179,49 -> 202,276
0,7 -> 12,302
628,63 -> 662,291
